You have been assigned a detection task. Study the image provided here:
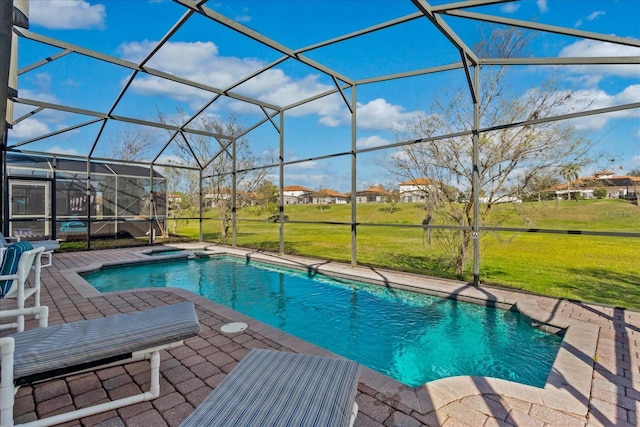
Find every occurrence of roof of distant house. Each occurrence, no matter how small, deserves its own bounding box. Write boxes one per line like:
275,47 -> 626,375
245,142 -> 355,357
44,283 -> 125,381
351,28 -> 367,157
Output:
356,186 -> 387,195
283,185 -> 312,192
314,189 -> 347,197
399,177 -> 432,186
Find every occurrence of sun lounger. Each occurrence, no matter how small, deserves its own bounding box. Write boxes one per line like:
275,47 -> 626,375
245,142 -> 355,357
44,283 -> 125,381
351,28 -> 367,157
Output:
0,302 -> 200,427
0,233 -> 58,268
179,349 -> 360,427
0,242 -> 44,333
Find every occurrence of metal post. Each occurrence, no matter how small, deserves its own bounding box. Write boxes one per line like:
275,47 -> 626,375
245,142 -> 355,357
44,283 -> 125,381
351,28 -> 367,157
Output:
86,158 -> 91,250
51,155 -> 57,239
0,1 -> 13,234
350,85 -> 357,267
198,169 -> 203,242
278,111 -> 284,255
472,66 -> 481,286
231,138 -> 237,247
149,165 -> 154,245
114,172 -> 119,238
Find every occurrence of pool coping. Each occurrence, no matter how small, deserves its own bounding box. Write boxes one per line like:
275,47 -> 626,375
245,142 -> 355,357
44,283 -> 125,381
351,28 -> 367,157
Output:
63,244 -> 598,418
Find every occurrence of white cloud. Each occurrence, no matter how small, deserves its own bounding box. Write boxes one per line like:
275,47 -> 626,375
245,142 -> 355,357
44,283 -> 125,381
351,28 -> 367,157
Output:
8,118 -> 51,139
119,40 -> 349,122
500,3 -> 519,13
559,39 -> 640,80
47,146 -> 83,156
537,0 -> 548,13
575,11 -> 605,28
567,85 -> 640,131
30,0 -> 106,30
357,135 -> 389,149
119,41 -> 424,131
235,8 -> 251,23
322,98 -> 422,131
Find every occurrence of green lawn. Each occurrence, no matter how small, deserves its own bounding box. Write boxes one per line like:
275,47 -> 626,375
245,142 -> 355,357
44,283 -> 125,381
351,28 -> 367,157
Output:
173,199 -> 640,309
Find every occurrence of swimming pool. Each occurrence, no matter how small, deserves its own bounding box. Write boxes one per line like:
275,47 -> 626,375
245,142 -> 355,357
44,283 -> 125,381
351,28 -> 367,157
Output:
82,256 -> 562,387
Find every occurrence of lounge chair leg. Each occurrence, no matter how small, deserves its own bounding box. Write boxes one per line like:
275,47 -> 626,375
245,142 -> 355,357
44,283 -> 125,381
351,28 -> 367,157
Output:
1,337 -> 16,427
11,350 -> 162,427
149,350 -> 161,398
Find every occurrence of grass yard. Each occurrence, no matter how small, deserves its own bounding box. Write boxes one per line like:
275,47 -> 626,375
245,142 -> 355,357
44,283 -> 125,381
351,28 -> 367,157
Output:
169,199 -> 640,309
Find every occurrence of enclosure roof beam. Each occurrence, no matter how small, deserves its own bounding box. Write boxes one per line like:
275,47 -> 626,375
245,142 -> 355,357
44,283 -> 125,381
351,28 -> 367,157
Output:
480,102 -> 640,134
9,118 -> 103,148
9,148 -> 198,170
89,8 -> 196,158
362,101 -> 640,155
460,52 -> 477,104
294,12 -> 424,55
480,56 -> 640,66
17,49 -> 72,75
178,131 -> 205,170
442,9 -> 640,48
12,106 -> 45,126
430,0 -> 515,13
173,0 -> 355,85
14,27 -> 281,111
282,81 -> 352,112
258,107 -> 281,134
12,97 -> 232,140
411,0 -> 479,65
356,62 -> 464,85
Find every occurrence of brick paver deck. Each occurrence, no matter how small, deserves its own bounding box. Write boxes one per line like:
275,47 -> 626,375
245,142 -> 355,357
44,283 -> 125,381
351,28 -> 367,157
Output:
1,244 -> 638,426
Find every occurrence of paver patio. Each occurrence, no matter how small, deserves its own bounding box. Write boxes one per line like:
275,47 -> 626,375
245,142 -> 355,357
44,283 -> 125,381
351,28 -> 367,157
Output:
1,244 -> 637,426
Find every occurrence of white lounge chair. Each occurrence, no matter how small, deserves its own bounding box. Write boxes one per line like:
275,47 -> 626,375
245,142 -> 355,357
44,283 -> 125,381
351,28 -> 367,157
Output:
0,234 -> 58,268
0,302 -> 201,427
180,349 -> 360,427
0,242 -> 44,333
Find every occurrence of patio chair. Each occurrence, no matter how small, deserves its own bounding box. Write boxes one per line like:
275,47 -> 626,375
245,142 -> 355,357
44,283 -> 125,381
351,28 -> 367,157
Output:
179,348 -> 360,427
0,301 -> 200,427
0,242 -> 44,333
0,233 -> 58,268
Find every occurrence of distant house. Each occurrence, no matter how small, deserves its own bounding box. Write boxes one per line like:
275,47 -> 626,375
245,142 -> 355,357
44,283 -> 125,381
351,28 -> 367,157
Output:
167,193 -> 183,210
311,189 -> 348,204
204,188 -> 231,207
282,185 -> 313,204
550,171 -> 640,199
399,178 -> 436,203
354,186 -> 387,203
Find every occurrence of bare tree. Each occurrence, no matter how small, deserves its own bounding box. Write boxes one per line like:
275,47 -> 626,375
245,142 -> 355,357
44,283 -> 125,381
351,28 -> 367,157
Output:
162,111 -> 274,243
559,164 -> 581,200
108,127 -> 157,161
388,27 -> 596,276
162,162 -> 199,236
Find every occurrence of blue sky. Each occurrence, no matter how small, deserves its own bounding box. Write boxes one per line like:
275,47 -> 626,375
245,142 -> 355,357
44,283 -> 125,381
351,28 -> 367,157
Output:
8,0 -> 640,193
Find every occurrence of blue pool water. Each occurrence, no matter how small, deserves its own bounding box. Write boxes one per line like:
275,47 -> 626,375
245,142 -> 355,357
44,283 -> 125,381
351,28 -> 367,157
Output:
83,256 -> 562,387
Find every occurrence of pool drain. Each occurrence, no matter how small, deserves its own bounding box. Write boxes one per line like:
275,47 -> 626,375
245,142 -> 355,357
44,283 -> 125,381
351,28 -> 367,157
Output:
221,322 -> 248,333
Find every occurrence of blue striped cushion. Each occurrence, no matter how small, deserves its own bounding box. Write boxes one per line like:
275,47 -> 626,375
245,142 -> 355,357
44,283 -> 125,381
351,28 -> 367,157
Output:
0,241 -> 33,298
6,302 -> 200,380
180,349 -> 360,427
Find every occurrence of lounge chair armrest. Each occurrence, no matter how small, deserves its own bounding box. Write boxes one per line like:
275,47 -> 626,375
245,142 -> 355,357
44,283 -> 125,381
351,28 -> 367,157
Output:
0,306 -> 49,327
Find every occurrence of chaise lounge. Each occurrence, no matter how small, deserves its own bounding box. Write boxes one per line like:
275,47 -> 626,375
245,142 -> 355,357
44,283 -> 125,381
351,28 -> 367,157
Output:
179,348 -> 360,427
0,234 -> 58,268
0,302 -> 200,427
0,242 -> 45,333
